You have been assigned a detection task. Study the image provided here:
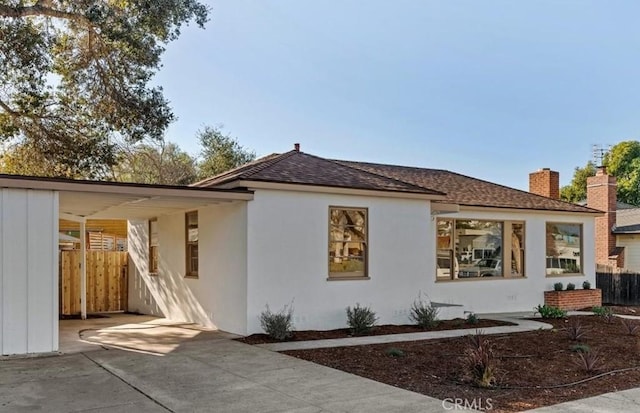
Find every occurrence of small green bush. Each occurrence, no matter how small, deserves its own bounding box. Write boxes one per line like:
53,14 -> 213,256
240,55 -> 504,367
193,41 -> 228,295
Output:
535,304 -> 567,319
385,347 -> 405,357
582,280 -> 591,290
592,306 -> 615,323
566,283 -> 576,291
409,294 -> 439,328
553,282 -> 564,291
346,303 -> 378,335
466,312 -> 479,325
259,303 -> 294,341
571,343 -> 591,353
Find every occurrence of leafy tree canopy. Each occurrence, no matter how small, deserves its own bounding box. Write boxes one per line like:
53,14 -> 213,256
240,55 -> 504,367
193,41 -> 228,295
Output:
197,126 -> 256,180
0,0 -> 210,178
560,161 -> 596,203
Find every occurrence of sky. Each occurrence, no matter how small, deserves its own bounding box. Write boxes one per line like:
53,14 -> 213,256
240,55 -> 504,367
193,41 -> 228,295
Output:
154,0 -> 640,191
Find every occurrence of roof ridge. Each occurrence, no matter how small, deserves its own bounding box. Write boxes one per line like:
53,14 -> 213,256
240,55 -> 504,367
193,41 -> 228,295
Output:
330,159 -> 446,195
338,159 -> 599,213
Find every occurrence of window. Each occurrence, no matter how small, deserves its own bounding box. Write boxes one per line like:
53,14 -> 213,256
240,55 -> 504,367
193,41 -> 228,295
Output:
546,222 -> 582,276
437,219 -> 525,280
149,219 -> 159,274
329,207 -> 367,278
186,211 -> 198,277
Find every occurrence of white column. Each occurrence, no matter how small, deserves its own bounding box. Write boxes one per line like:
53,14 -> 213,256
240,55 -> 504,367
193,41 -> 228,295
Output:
80,221 -> 87,320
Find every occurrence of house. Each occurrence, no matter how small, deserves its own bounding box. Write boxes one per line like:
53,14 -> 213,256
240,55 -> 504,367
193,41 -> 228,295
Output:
0,146 -> 600,355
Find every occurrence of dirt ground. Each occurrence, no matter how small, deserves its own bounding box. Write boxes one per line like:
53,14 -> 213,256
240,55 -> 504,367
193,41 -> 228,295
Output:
283,315 -> 640,412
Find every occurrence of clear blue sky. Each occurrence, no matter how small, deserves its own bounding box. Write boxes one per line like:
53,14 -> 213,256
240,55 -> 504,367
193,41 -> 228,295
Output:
155,0 -> 640,191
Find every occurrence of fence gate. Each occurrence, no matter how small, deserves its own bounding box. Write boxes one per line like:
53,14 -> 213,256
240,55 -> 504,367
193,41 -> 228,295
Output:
59,251 -> 129,315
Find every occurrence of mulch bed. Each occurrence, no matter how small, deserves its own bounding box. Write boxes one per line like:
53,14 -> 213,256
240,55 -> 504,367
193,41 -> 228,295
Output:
238,318 -> 515,345
283,316 -> 640,412
605,305 -> 640,315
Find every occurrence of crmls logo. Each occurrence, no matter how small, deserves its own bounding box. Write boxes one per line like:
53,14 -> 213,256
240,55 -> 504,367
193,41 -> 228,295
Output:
442,398 -> 494,411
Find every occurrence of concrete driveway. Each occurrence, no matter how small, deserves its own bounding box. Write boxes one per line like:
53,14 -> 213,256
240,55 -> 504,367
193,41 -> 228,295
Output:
1,316 -> 447,413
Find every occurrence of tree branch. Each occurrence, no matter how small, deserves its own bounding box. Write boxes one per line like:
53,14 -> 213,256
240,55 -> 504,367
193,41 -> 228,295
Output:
0,4 -> 90,25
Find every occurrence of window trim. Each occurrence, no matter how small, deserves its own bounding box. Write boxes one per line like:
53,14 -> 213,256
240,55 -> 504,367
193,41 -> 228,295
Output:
436,218 -> 526,282
185,210 -> 199,278
328,206 -> 369,280
545,222 -> 583,277
149,218 -> 159,275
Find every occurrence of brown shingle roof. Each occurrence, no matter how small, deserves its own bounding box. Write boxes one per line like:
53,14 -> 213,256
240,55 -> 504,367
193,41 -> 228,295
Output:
335,160 -> 598,213
194,151 -> 444,196
196,150 -> 599,214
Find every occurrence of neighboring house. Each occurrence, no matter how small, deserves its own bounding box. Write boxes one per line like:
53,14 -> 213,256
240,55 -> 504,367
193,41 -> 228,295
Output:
0,146 -> 600,355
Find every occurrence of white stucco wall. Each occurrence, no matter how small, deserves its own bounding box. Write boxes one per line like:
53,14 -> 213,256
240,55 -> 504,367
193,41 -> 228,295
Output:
0,188 -> 58,355
616,234 -> 640,272
245,189 -> 597,334
128,201 -> 248,333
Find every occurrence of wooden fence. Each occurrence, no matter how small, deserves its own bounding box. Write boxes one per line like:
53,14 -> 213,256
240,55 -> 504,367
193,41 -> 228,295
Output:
59,251 -> 129,315
596,271 -> 640,305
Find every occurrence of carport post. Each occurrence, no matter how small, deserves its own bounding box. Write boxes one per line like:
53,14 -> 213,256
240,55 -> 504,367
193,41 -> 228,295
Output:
80,221 -> 87,320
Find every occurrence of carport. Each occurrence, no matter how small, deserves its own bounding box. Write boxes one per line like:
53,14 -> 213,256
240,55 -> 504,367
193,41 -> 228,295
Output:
0,174 -> 252,356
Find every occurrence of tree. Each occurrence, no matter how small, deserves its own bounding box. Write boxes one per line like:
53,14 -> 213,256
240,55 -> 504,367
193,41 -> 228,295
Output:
0,141 -> 82,177
112,140 -> 197,185
197,126 -> 256,179
560,162 -> 596,203
604,140 -> 640,206
0,0 -> 209,178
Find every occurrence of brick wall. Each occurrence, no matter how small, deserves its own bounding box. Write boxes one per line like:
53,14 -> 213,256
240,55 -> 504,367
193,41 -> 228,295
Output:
529,168 -> 560,199
544,289 -> 602,310
587,167 -> 619,267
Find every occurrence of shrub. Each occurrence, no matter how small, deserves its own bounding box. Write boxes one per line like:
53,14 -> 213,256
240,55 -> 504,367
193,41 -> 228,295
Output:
385,347 -> 405,357
593,306 -> 615,323
463,331 -> 498,388
566,283 -> 576,291
346,303 -> 378,335
621,318 -> 640,335
466,312 -> 479,325
409,294 -> 439,328
582,280 -> 591,290
259,303 -> 294,341
571,343 -> 591,353
553,282 -> 564,291
562,318 -> 588,341
534,304 -> 567,319
574,349 -> 603,373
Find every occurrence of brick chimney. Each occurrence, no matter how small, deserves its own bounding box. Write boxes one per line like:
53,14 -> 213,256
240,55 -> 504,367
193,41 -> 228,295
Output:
587,166 -> 620,267
529,168 -> 560,199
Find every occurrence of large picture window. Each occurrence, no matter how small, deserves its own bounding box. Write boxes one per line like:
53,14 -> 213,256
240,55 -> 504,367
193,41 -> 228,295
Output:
149,219 -> 158,274
329,207 -> 367,278
186,211 -> 198,277
437,219 -> 525,281
546,223 -> 582,276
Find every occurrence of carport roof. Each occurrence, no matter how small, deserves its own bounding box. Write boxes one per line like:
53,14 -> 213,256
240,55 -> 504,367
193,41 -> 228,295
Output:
0,174 -> 253,220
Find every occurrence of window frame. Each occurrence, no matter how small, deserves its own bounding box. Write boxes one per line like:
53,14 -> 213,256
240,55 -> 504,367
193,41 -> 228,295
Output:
185,211 -> 199,278
436,218 -> 526,282
149,218 -> 159,275
545,222 -> 583,277
328,206 -> 369,280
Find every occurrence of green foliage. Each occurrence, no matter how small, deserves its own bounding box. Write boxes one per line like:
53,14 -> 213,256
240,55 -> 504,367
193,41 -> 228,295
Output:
560,162 -> 596,203
346,303 -> 378,336
562,319 -> 588,341
409,294 -> 439,328
535,304 -> 567,319
259,303 -> 294,341
0,1 -> 210,178
553,282 -> 564,291
197,126 -> 256,180
113,141 -> 197,185
385,347 -> 405,357
583,280 -> 591,290
466,312 -> 479,325
571,343 -> 591,353
592,306 -> 615,323
566,283 -> 576,291
604,140 -> 640,206
463,331 -> 498,388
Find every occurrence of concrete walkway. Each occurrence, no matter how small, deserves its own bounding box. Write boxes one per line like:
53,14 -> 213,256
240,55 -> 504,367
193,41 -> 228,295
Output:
257,315 -> 553,351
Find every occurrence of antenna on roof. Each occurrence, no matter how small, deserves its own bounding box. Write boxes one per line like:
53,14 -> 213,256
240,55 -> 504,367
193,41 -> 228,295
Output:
592,144 -> 611,167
